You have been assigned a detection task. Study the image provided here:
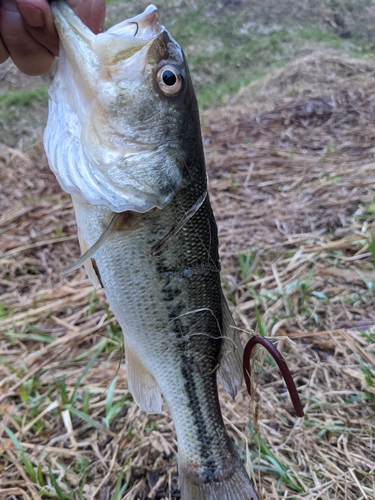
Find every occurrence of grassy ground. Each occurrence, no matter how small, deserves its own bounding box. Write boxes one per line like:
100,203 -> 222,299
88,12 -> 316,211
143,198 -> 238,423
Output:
1,1 -> 375,499
1,0 -> 375,147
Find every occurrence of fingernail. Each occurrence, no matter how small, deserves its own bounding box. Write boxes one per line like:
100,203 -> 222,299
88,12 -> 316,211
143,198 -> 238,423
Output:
18,5 -> 45,27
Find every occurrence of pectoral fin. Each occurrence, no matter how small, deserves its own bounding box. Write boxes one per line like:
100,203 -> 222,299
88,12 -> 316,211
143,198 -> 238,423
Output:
218,293 -> 243,399
125,341 -> 162,414
77,229 -> 102,289
62,213 -> 121,276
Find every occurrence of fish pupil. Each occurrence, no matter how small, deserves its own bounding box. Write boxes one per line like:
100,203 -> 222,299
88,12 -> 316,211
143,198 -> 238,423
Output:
162,69 -> 177,86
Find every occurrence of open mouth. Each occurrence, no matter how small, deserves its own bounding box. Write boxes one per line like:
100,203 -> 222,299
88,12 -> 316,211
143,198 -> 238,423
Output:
52,2 -> 164,68
104,5 -> 162,40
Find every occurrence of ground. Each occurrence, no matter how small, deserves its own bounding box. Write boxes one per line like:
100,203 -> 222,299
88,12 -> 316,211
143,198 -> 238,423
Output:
0,1 -> 375,499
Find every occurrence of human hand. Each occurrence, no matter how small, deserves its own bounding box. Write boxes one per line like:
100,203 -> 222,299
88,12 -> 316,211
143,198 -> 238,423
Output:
0,0 -> 105,75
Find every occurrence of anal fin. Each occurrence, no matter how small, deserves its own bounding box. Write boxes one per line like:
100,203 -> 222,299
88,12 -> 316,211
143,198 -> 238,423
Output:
218,293 -> 244,399
125,341 -> 162,414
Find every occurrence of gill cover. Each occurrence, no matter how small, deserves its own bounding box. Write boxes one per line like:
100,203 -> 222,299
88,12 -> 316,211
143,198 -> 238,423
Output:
44,2 -> 185,212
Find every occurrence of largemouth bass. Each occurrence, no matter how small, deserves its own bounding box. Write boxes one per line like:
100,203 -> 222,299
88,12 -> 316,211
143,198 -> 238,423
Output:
44,2 -> 259,499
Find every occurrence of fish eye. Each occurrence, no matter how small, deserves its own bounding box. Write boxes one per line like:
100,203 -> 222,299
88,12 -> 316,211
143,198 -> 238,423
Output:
157,65 -> 182,95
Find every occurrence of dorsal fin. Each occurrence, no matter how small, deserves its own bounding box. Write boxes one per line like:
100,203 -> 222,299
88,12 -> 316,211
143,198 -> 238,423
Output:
218,293 -> 243,399
125,341 -> 162,414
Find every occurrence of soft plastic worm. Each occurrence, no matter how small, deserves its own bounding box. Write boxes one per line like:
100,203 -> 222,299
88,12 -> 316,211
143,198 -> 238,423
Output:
243,336 -> 304,417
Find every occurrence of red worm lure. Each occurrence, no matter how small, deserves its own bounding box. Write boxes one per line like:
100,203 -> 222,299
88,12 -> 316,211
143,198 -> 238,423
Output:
243,336 -> 304,418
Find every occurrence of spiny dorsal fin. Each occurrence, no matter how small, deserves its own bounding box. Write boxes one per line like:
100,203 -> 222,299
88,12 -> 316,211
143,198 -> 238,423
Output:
218,293 -> 244,399
125,341 -> 162,414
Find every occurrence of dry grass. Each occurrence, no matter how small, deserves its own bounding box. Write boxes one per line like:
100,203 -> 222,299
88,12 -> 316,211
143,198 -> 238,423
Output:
229,49 -> 375,112
1,52 -> 375,500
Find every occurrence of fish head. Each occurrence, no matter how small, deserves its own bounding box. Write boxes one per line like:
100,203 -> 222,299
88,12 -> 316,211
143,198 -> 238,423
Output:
44,2 -> 199,213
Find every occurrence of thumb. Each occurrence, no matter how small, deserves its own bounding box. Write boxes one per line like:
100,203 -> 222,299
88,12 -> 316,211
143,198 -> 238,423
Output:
65,0 -> 105,33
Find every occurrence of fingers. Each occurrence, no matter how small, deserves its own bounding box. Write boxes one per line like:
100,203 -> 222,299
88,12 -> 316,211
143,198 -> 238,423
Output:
0,0 -> 106,76
15,0 -> 106,58
16,0 -> 59,55
0,35 -> 9,64
66,0 -> 106,34
0,0 -> 10,64
0,0 -> 55,75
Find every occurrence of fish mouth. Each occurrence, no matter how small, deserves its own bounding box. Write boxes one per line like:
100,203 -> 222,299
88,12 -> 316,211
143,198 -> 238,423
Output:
104,5 -> 162,43
52,2 -> 164,85
52,1 -> 162,44
94,5 -> 163,66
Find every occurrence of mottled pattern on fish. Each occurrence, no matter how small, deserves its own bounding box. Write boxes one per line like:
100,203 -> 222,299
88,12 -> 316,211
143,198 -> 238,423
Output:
45,2 -> 259,499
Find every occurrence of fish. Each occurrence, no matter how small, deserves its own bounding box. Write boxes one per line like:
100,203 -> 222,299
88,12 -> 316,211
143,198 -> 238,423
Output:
44,2 -> 260,499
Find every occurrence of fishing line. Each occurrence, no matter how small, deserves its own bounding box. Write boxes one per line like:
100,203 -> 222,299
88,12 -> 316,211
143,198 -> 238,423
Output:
170,307 -> 238,349
160,161 -> 304,419
164,170 -> 221,273
152,153 -> 220,271
150,189 -> 207,256
170,306 -> 221,329
187,332 -> 237,348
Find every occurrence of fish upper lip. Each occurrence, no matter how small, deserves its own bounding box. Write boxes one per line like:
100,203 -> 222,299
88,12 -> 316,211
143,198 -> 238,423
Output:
53,2 -> 162,39
106,4 -> 163,41
50,1 -> 167,122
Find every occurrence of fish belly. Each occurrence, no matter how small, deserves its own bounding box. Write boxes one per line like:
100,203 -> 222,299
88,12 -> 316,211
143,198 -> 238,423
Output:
72,195 -> 259,500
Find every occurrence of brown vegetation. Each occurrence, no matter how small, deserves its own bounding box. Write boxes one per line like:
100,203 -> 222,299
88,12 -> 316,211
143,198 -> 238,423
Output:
0,51 -> 375,499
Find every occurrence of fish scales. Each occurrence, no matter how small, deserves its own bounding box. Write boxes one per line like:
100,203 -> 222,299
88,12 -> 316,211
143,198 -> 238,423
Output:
73,186 -> 228,474
45,2 -> 259,499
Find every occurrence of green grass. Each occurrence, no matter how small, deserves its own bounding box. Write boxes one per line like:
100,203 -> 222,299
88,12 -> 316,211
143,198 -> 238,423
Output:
102,376 -> 132,428
104,0 -> 375,109
2,0 -> 374,148
0,86 -> 48,107
0,302 -> 7,318
0,86 -> 49,147
192,24 -> 367,108
252,433 -> 305,492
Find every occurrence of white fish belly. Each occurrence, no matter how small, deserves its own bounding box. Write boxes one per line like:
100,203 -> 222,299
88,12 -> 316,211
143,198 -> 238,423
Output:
71,197 -> 259,500
72,196 -> 232,464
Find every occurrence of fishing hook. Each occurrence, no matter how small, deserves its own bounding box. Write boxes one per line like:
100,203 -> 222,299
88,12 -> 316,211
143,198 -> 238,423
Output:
243,335 -> 304,417
128,21 -> 139,36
